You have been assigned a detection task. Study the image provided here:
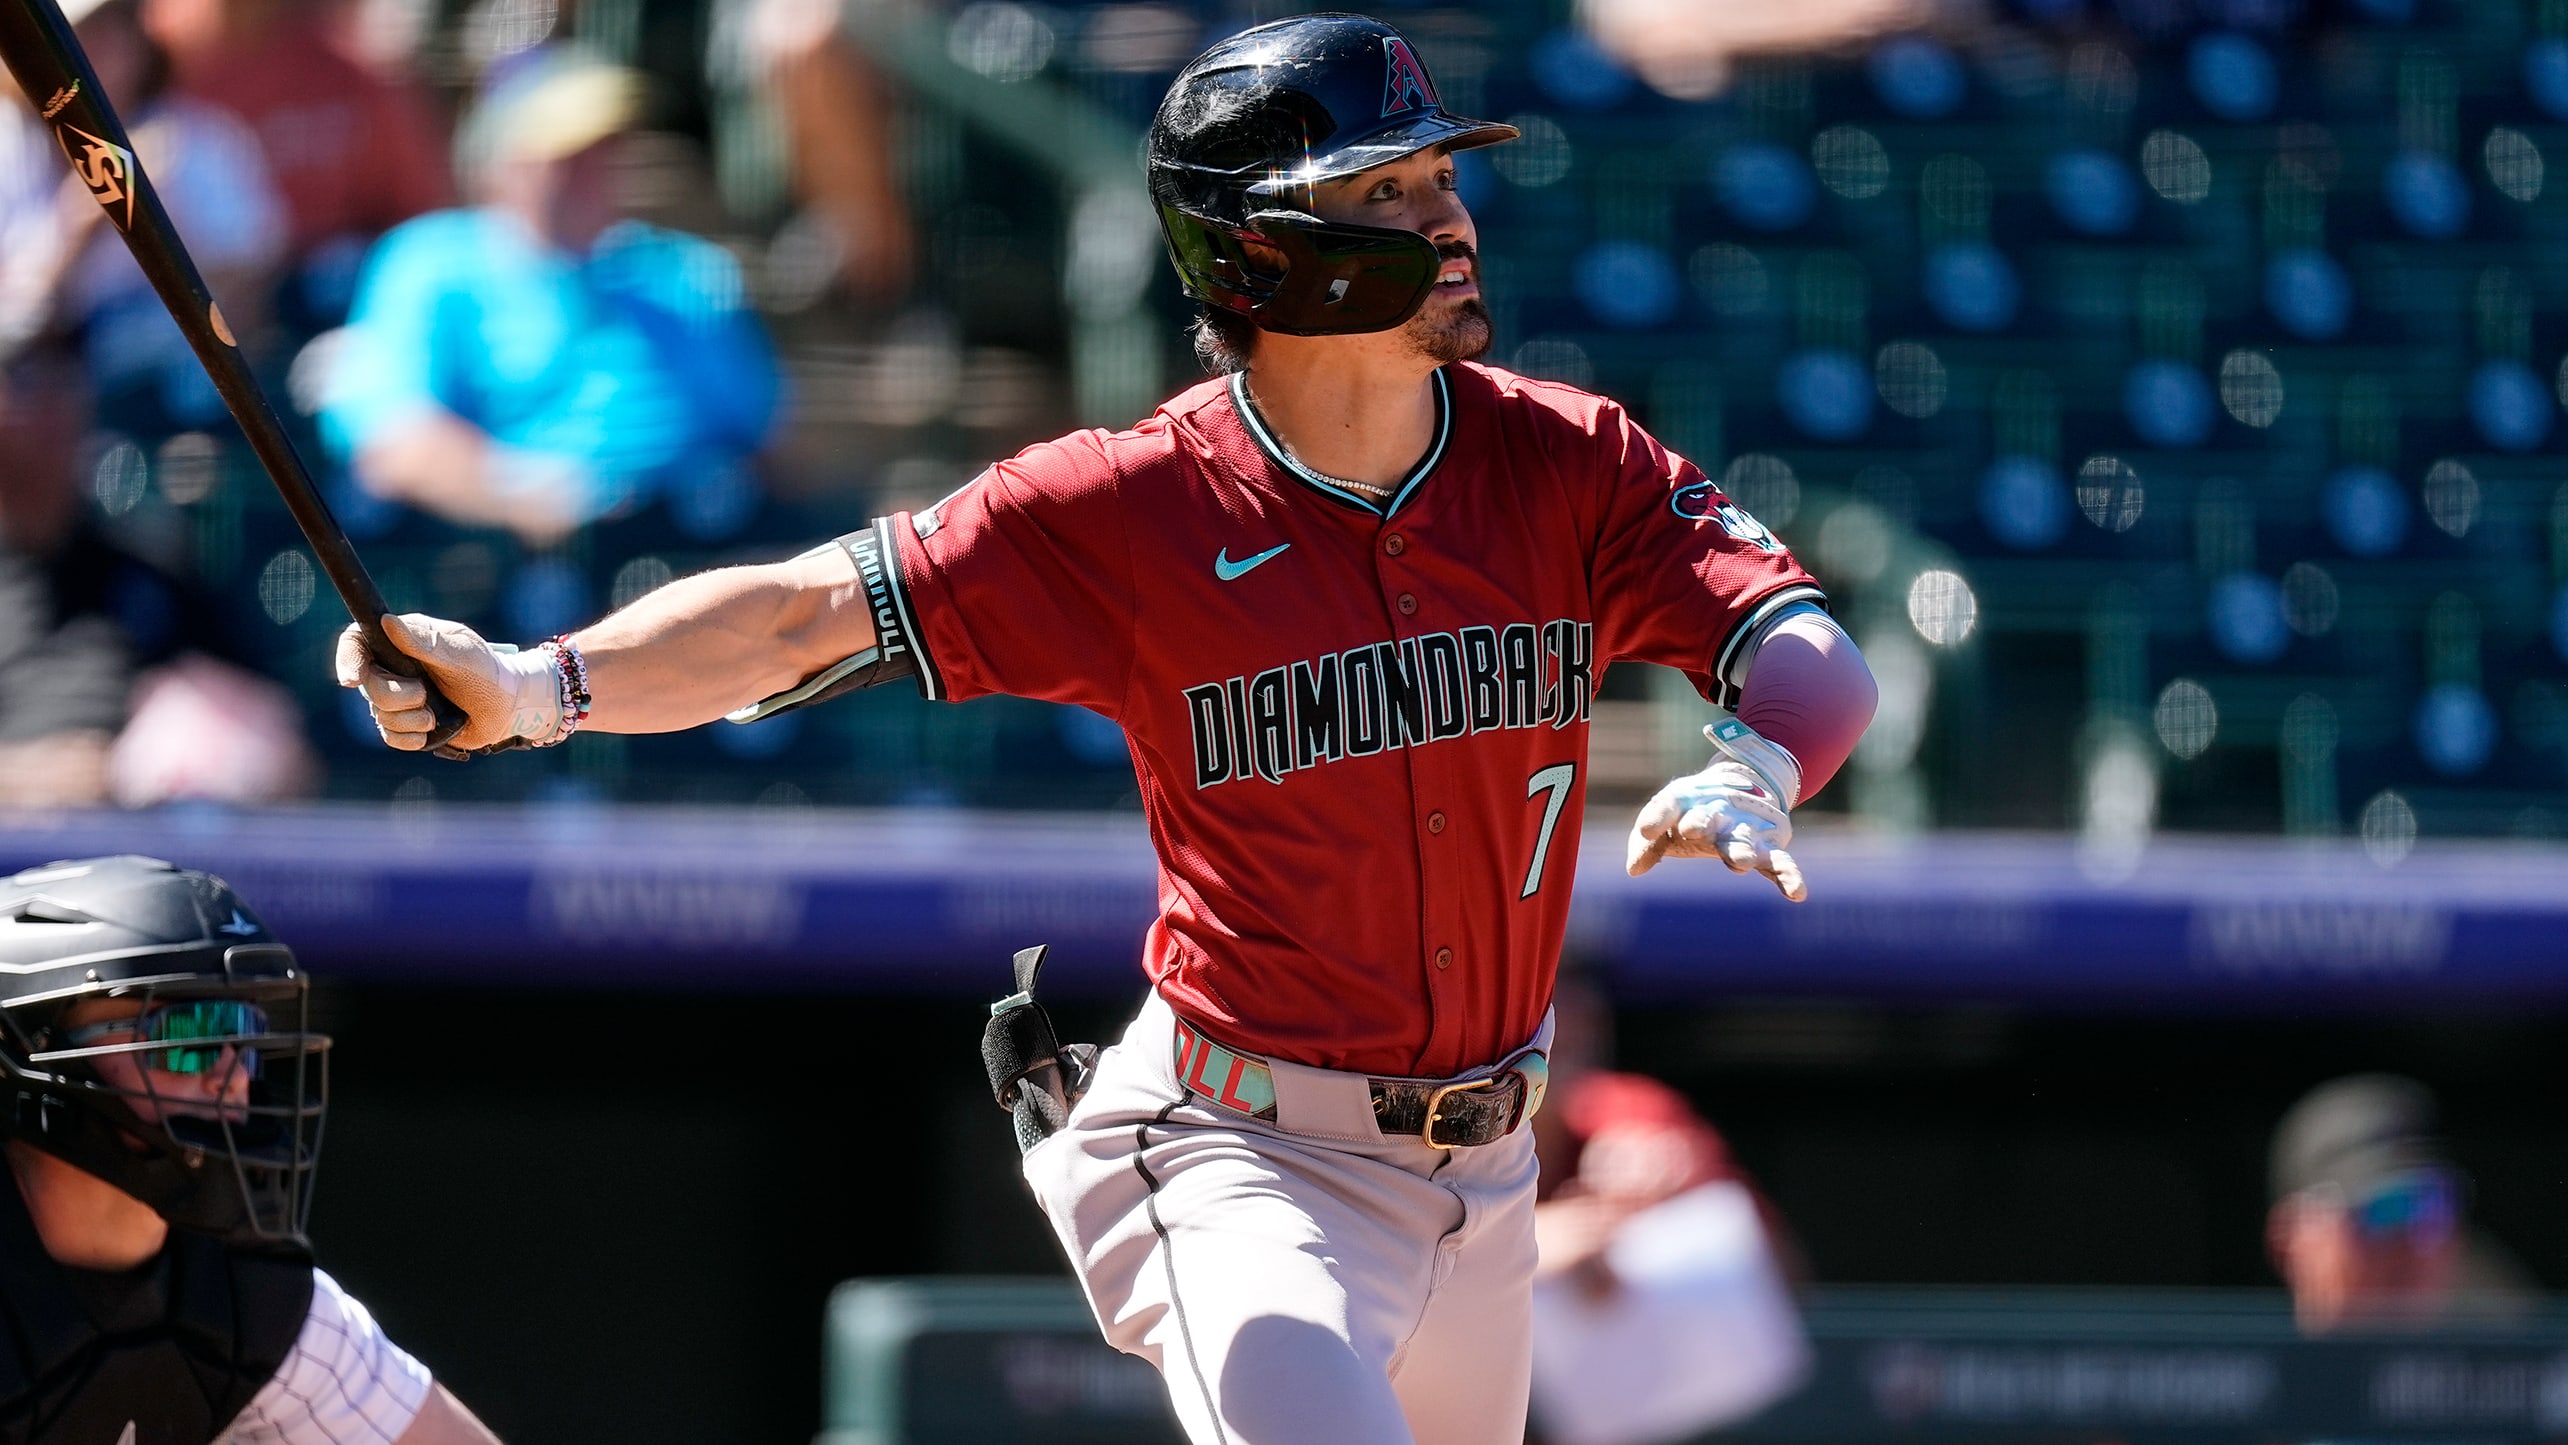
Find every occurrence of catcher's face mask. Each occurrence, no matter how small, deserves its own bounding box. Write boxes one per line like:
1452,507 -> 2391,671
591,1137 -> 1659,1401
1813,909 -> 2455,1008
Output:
12,969 -> 327,1247
0,856 -> 331,1247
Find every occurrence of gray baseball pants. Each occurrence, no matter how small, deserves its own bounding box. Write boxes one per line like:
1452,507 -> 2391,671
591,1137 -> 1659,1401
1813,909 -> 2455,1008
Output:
1022,991 -> 1546,1445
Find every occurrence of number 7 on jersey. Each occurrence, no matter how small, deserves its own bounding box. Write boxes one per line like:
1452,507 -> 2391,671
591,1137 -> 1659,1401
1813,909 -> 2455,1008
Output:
1522,763 -> 1576,899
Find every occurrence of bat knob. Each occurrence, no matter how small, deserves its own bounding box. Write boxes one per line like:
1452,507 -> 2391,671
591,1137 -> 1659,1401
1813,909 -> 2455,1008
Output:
421,690 -> 475,761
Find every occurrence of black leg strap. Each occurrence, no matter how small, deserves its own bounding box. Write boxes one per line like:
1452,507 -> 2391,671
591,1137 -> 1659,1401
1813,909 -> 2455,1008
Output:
980,944 -> 1096,1154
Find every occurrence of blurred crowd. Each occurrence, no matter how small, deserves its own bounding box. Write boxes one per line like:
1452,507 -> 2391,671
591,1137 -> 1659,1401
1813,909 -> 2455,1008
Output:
4,0 -> 2567,835
0,0 -> 913,808
1512,990 -> 2531,1442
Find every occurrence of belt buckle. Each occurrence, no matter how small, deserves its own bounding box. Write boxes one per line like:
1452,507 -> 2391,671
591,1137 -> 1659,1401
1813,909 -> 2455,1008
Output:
1420,1076 -> 1498,1150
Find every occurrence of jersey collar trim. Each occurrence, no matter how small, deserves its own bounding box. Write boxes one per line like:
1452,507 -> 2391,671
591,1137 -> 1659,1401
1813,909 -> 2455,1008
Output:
1227,368 -> 1452,518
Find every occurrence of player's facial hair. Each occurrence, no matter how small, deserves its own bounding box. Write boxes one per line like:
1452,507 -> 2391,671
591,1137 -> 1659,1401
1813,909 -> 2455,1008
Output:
1406,242 -> 1492,365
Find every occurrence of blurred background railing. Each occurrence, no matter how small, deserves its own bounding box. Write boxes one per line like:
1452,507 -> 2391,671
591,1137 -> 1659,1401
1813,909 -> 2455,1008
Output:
2,807 -> 2560,1002
820,1277 -> 2568,1444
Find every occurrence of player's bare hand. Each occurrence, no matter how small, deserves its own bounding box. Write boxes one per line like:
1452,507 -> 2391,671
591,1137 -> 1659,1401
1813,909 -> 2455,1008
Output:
333,614 -> 561,755
1625,722 -> 1808,902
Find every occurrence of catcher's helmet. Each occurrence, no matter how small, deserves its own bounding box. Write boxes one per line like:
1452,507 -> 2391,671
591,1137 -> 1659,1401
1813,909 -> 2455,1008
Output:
0,857 -> 327,1247
1149,13 -> 1517,337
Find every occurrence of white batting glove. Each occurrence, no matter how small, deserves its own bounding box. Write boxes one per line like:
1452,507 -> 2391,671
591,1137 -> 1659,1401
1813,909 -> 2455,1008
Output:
333,614 -> 562,756
1625,719 -> 1808,901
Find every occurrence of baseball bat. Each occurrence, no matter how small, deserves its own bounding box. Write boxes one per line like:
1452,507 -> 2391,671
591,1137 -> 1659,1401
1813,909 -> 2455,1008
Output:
0,0 -> 468,754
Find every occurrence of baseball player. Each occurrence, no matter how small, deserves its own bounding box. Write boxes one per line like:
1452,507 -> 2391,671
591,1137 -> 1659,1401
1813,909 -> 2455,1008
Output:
337,14 -> 1876,1442
0,855 -> 502,1445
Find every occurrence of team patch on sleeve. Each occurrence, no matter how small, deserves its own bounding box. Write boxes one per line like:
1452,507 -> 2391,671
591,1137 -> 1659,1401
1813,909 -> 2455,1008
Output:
1181,619 -> 1594,788
1671,480 -> 1785,553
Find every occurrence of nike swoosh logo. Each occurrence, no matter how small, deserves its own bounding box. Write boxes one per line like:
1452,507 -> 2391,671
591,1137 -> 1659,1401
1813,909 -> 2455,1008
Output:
1214,543 -> 1291,581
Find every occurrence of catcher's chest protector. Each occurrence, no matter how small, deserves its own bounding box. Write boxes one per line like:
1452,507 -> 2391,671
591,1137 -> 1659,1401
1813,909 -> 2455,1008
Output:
0,1177 -> 312,1445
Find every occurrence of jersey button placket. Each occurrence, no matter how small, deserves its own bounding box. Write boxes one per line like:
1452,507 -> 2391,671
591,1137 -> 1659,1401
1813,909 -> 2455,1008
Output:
1382,522 -> 1457,1056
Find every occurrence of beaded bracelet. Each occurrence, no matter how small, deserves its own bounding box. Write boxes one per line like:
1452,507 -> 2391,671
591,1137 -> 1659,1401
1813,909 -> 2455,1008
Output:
533,636 -> 592,746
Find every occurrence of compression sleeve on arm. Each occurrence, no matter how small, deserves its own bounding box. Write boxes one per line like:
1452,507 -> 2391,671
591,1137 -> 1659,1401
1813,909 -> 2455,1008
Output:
213,1268 -> 433,1445
1732,610 -> 1877,803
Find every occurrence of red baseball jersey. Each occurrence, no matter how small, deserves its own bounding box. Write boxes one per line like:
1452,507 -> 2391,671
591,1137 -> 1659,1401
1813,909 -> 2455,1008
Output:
874,362 -> 1822,1078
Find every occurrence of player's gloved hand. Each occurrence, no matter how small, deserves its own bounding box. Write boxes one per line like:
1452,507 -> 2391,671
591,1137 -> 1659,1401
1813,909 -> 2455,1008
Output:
334,614 -> 560,756
1624,719 -> 1808,901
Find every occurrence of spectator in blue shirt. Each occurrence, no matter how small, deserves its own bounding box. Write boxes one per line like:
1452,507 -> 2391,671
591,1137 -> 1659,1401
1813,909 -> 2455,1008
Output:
321,46 -> 783,547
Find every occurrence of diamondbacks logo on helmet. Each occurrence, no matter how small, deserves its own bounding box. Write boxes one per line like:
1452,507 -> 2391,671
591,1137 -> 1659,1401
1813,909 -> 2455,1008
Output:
1381,37 -> 1436,116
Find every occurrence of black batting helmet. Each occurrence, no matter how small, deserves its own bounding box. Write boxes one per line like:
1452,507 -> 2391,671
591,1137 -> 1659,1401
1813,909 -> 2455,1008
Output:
0,857 -> 327,1247
1148,13 -> 1516,337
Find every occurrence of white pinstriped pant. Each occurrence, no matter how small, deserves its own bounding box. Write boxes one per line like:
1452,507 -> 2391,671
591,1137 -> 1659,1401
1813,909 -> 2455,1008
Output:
1022,992 -> 1545,1445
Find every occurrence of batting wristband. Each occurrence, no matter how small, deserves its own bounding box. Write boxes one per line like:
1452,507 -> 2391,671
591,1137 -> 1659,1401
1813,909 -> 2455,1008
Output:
532,637 -> 592,746
1707,718 -> 1804,810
